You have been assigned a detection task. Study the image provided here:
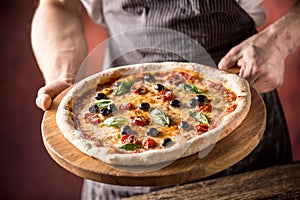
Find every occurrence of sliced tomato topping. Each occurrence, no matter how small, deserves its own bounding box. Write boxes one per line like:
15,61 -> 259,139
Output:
157,90 -> 173,101
119,102 -> 135,110
179,71 -> 195,81
194,124 -> 209,135
227,104 -> 237,113
197,102 -> 212,113
130,116 -> 150,126
225,89 -> 237,102
142,137 -> 156,149
121,135 -> 138,144
131,85 -> 148,95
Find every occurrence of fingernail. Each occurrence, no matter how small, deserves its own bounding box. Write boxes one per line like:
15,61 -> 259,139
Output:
42,94 -> 52,110
218,62 -> 223,69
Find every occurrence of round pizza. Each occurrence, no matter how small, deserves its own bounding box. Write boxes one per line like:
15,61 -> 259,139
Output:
56,62 -> 251,166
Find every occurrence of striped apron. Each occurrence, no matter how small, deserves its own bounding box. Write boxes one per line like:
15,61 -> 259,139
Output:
82,0 -> 292,199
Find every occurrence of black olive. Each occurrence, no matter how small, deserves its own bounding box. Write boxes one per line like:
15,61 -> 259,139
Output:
147,128 -> 159,137
196,95 -> 208,104
95,93 -> 107,100
100,107 -> 111,116
144,74 -> 156,82
154,84 -> 165,91
107,103 -> 117,112
120,125 -> 131,135
179,121 -> 190,130
139,102 -> 150,111
189,98 -> 198,107
162,138 -> 172,147
89,104 -> 100,113
170,99 -> 182,107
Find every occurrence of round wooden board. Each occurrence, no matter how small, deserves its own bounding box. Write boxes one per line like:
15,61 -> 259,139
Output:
42,87 -> 266,187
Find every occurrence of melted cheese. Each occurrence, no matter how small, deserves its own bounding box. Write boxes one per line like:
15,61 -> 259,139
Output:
75,69 -> 233,152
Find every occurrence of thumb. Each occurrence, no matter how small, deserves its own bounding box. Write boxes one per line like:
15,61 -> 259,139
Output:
36,81 -> 71,111
218,47 -> 241,71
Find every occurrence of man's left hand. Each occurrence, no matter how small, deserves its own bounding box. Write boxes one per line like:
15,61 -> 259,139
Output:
218,32 -> 286,93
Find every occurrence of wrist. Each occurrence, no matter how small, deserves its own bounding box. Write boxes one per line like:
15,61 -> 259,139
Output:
44,74 -> 75,86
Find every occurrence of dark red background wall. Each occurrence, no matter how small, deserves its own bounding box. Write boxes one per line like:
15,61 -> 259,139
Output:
1,1 -> 299,199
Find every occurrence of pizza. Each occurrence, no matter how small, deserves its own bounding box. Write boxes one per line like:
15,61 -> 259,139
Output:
56,62 -> 251,166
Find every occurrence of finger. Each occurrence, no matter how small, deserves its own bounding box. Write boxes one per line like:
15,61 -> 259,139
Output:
36,93 -> 52,111
238,61 -> 248,79
241,65 -> 255,85
218,47 -> 242,70
36,81 -> 71,111
238,58 -> 260,86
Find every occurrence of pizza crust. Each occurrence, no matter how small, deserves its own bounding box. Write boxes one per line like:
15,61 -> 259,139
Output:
56,62 -> 251,166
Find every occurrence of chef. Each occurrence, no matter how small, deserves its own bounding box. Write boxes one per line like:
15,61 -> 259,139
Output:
31,0 -> 300,199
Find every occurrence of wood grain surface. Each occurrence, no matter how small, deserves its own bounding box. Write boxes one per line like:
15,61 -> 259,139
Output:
42,87 -> 266,186
123,162 -> 300,200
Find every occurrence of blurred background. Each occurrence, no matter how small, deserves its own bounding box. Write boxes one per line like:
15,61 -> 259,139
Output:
1,0 -> 299,199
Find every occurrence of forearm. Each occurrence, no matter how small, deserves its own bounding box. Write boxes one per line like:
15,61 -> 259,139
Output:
262,0 -> 300,59
31,0 -> 87,84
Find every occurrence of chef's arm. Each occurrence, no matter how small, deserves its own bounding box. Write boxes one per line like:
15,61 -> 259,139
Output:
266,0 -> 300,58
31,0 -> 87,110
218,1 -> 300,93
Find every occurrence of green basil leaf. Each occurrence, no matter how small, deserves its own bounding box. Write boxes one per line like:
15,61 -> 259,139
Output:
179,83 -> 203,94
189,111 -> 209,125
113,81 -> 133,96
95,99 -> 113,109
103,116 -> 127,128
118,143 -> 144,151
150,108 -> 170,127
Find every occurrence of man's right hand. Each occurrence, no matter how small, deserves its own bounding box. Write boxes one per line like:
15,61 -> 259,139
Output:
36,81 -> 72,111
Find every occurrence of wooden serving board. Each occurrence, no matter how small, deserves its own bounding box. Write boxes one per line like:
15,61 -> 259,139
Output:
42,87 -> 266,186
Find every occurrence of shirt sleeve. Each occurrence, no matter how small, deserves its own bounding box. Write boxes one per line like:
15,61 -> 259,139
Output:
81,0 -> 105,25
236,0 -> 266,28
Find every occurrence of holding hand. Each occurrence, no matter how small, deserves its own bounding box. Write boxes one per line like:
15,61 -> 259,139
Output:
218,31 -> 286,93
36,81 -> 72,111
219,0 -> 300,93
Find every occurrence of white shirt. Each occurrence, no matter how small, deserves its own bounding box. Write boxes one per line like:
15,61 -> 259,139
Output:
81,0 -> 266,27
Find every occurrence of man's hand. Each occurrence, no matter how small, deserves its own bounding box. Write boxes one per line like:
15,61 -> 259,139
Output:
219,0 -> 300,93
218,32 -> 286,93
36,81 -> 71,110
